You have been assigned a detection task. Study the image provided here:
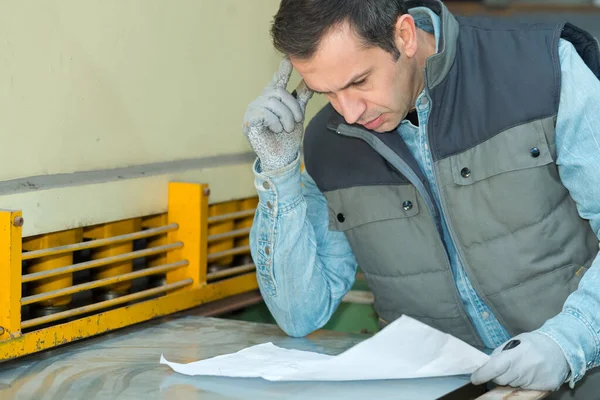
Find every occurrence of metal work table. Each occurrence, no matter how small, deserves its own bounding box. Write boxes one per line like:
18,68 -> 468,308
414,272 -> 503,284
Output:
0,310 -> 486,399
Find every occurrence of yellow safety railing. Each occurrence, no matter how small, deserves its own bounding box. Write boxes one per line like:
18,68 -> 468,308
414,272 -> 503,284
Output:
0,182 -> 259,360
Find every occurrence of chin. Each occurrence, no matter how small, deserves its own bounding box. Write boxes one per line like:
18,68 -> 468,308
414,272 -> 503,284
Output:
374,119 -> 400,133
372,126 -> 389,133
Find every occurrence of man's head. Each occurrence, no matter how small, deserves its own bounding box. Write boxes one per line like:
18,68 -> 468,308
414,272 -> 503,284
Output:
271,0 -> 436,132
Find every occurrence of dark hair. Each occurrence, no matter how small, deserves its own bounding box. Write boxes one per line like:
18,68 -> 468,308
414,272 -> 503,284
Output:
271,0 -> 408,61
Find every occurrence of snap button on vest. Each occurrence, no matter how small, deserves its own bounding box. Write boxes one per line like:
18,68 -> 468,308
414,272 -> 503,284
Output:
530,147 -> 540,158
402,201 -> 413,211
337,213 -> 345,223
262,181 -> 270,190
461,167 -> 472,178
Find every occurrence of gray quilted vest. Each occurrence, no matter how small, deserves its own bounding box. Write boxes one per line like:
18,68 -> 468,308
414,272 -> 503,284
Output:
303,0 -> 600,347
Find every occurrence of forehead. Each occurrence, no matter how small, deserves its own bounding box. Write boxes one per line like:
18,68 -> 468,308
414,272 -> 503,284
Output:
290,23 -> 376,91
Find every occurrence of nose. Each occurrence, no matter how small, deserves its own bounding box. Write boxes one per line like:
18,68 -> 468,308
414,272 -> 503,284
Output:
336,92 -> 366,125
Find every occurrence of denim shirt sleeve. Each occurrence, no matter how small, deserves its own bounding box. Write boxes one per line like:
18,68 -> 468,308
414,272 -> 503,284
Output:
536,39 -> 600,388
249,155 -> 358,337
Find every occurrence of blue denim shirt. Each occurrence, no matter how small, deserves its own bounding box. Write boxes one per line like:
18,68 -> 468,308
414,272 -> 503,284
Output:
250,8 -> 600,387
397,8 -> 513,351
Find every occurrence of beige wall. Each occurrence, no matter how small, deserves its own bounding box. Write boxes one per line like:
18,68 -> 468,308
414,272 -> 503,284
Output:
0,0 -> 329,236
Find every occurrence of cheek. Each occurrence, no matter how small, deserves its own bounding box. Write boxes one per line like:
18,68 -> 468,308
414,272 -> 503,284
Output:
367,84 -> 409,114
392,73 -> 415,110
361,91 -> 395,112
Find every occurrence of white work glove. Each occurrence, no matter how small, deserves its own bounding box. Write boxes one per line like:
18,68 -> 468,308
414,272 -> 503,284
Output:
242,58 -> 314,172
471,332 -> 570,391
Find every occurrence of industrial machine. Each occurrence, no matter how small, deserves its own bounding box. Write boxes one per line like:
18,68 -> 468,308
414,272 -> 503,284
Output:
0,183 -> 260,361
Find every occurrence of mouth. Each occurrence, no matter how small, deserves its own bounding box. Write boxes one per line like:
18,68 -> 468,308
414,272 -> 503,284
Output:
362,114 -> 385,131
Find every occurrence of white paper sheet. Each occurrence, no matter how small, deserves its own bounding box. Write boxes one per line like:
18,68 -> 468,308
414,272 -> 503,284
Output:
159,315 -> 489,381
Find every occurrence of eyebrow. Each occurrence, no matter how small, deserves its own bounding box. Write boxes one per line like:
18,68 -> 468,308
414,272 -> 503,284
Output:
308,68 -> 372,95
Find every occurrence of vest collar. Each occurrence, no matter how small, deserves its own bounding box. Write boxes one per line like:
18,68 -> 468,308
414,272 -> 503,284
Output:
410,0 -> 459,90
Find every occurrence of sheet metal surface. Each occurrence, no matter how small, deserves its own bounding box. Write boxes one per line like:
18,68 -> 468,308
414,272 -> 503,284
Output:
0,314 -> 476,399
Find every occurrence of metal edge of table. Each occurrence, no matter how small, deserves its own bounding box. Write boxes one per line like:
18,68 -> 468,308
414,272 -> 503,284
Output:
0,290 -> 549,399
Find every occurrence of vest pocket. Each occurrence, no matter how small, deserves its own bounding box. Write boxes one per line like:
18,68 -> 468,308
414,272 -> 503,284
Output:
449,118 -> 554,186
323,184 -> 450,280
324,184 -> 419,231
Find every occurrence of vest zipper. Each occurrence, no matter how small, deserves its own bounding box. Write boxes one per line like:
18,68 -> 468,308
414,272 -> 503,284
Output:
335,122 -> 484,346
423,82 -> 506,341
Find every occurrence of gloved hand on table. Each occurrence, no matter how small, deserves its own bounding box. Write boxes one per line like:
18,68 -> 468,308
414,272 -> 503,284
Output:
470,331 -> 570,391
243,58 -> 314,172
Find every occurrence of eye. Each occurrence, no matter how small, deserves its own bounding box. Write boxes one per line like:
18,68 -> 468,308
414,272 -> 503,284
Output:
353,78 -> 368,87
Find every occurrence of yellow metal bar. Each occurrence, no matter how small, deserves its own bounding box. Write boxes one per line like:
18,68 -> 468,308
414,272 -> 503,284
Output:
208,227 -> 251,244
21,242 -> 183,283
0,272 -> 258,360
207,263 -> 255,281
208,208 -> 255,224
21,279 -> 193,329
207,245 -> 250,263
167,182 -> 208,287
0,211 -> 22,341
22,229 -> 82,309
21,224 -> 177,261
208,201 -> 238,266
21,260 -> 188,306
84,218 -> 143,298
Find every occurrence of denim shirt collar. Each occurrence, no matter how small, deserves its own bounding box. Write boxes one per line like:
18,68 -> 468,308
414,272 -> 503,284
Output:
408,6 -> 441,53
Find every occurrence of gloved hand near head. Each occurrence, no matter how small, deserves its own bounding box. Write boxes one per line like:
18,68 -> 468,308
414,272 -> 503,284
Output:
243,58 -> 314,172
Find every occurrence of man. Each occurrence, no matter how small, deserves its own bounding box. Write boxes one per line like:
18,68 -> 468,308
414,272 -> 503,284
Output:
242,0 -> 600,397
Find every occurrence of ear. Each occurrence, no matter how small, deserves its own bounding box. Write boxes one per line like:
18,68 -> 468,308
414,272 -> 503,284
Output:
394,14 -> 418,59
